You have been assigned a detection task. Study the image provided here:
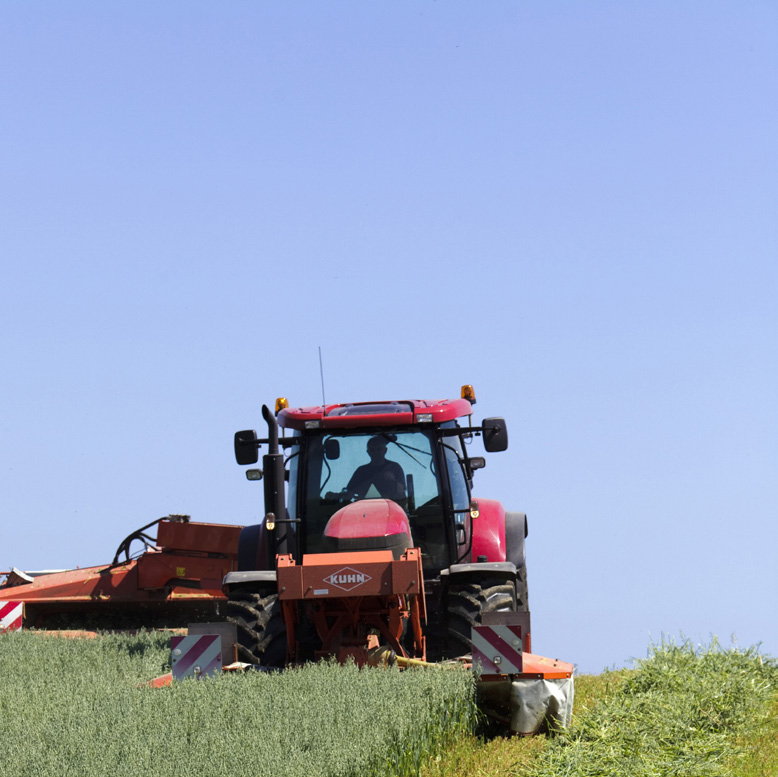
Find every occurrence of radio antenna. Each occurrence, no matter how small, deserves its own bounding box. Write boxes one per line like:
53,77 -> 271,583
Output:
318,346 -> 327,405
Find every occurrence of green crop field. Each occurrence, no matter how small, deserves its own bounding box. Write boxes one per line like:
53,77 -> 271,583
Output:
0,631 -> 476,777
1,632 -> 775,777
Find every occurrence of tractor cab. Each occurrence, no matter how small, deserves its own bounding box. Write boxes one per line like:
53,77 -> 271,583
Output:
234,388 -> 508,576
287,422 -> 468,572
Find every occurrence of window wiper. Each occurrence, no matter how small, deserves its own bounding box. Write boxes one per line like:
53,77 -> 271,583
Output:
387,438 -> 429,468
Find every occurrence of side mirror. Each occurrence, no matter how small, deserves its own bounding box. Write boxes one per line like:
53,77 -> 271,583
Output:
234,429 -> 259,465
482,417 -> 508,452
455,524 -> 467,545
324,438 -> 340,460
467,456 -> 486,476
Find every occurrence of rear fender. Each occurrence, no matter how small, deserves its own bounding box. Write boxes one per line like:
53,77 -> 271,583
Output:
470,500 -> 527,570
237,523 -> 270,572
504,511 -> 527,571
470,498 -> 507,563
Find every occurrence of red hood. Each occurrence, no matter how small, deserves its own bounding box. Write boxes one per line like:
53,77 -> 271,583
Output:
324,499 -> 411,540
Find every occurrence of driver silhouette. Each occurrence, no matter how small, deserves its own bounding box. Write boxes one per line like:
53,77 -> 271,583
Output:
346,436 -> 406,501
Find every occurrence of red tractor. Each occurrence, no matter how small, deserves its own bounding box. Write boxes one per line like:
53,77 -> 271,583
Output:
223,386 -> 531,667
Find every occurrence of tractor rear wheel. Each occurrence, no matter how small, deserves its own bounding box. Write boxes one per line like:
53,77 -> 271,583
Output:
445,577 -> 517,658
225,588 -> 286,667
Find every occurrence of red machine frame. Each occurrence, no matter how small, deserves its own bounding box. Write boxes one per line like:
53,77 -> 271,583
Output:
276,548 -> 426,665
0,517 -> 242,628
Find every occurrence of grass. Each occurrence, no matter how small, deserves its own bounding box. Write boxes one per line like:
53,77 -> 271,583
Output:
426,638 -> 777,777
421,669 -> 633,777
0,630 -> 477,777
2,632 -> 775,777
727,688 -> 778,777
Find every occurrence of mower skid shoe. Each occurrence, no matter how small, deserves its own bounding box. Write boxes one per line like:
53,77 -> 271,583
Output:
478,672 -> 575,735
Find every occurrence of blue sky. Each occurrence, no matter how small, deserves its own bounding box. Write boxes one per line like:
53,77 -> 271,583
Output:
1,2 -> 775,674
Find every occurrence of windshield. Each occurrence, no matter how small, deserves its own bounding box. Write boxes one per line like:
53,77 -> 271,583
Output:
293,428 -> 451,567
321,431 -> 438,504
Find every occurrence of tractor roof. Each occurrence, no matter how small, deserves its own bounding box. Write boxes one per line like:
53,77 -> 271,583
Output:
277,398 -> 473,431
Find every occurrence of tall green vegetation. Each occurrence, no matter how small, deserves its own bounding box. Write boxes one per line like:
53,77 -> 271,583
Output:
3,633 -> 774,777
524,638 -> 777,777
0,631 -> 477,777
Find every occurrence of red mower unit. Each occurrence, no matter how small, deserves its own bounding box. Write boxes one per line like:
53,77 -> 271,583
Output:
223,387 -> 574,733
0,515 -> 242,630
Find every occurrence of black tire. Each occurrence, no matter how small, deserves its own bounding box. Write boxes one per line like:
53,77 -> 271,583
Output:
445,577 -> 517,658
516,565 -> 529,612
225,588 -> 287,667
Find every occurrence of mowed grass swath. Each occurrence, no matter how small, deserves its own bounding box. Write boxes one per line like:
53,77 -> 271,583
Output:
0,631 -> 478,777
424,638 -> 778,777
522,638 -> 778,777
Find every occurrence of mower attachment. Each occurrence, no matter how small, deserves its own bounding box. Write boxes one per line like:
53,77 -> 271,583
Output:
276,548 -> 426,665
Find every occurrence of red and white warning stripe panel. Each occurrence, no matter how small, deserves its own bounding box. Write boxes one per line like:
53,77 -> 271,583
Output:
472,623 -> 524,674
0,601 -> 23,633
171,634 -> 222,680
